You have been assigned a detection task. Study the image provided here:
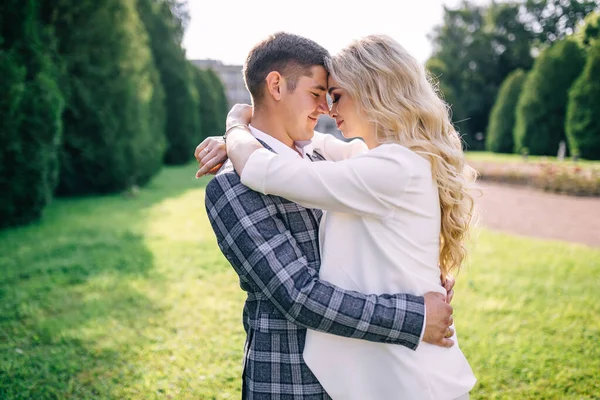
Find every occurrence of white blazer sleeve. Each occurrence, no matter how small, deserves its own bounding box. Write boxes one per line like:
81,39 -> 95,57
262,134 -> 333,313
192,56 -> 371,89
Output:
311,131 -> 368,161
240,146 -> 413,217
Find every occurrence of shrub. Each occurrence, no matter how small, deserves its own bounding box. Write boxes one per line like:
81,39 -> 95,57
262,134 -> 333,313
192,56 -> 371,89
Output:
566,41 -> 600,160
514,39 -> 586,156
193,67 -> 228,138
486,69 -> 527,153
138,0 -> 201,165
52,0 -> 166,195
0,2 -> 64,228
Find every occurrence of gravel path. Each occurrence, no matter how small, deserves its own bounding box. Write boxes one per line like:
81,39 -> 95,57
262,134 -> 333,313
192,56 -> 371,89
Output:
475,182 -> 600,247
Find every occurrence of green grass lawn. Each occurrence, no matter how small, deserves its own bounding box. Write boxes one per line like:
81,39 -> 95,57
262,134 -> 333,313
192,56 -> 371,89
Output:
465,151 -> 600,168
1,164 -> 599,399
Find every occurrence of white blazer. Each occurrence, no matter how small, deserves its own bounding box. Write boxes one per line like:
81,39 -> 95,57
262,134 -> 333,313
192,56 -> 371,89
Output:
241,133 -> 476,400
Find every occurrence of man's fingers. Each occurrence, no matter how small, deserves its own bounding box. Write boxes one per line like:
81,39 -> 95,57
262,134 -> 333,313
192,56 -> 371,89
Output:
439,338 -> 455,348
428,292 -> 446,301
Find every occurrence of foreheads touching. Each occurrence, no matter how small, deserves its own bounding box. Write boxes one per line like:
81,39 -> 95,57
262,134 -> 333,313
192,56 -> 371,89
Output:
243,32 -> 331,105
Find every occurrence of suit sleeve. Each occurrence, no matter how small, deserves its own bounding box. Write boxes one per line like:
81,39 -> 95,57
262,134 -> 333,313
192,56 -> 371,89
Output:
205,174 -> 425,349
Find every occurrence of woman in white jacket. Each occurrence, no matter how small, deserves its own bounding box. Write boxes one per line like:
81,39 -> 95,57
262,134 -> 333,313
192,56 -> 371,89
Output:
218,35 -> 478,399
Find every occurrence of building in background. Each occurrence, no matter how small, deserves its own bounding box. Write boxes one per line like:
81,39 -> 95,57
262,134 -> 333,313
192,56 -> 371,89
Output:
190,59 -> 251,106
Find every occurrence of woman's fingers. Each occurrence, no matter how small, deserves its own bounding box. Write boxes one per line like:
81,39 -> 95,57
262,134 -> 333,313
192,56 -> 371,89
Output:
194,136 -> 227,178
194,140 -> 209,162
200,145 -> 226,167
197,146 -> 226,177
197,155 -> 221,177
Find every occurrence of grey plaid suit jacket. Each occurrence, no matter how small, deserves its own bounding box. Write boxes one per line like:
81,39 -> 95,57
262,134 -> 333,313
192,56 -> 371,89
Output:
204,145 -> 426,399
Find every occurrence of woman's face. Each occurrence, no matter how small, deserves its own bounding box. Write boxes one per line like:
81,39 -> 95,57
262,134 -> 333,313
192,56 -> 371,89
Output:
328,75 -> 375,144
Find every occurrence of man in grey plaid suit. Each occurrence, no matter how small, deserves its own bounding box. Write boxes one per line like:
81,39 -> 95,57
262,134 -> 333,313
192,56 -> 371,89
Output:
201,32 -> 455,399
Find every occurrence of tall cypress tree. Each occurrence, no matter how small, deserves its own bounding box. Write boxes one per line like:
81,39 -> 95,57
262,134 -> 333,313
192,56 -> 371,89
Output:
0,0 -> 64,227
45,0 -> 165,195
137,0 -> 201,165
566,41 -> 600,160
486,69 -> 527,153
514,39 -> 586,155
204,68 -> 229,134
193,67 -> 230,138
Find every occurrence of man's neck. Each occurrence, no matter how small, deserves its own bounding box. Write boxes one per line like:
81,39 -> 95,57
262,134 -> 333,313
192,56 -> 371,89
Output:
251,109 -> 295,149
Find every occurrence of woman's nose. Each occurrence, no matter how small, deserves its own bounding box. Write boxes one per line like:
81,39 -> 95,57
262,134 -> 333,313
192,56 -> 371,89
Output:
329,105 -> 337,118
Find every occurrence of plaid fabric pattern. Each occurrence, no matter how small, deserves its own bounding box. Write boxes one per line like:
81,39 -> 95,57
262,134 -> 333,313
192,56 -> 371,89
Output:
204,148 -> 425,399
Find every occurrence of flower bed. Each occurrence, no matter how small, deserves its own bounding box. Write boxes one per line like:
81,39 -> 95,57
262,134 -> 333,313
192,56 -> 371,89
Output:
468,160 -> 600,197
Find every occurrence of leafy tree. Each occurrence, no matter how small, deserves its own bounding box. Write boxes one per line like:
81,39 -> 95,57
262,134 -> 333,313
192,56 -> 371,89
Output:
204,68 -> 229,134
428,2 -> 533,149
47,0 -> 166,195
486,69 -> 527,153
514,39 -> 586,155
137,0 -> 201,165
565,40 -> 600,159
192,67 -> 229,139
0,0 -> 64,227
427,0 -> 598,150
573,11 -> 600,48
522,0 -> 599,45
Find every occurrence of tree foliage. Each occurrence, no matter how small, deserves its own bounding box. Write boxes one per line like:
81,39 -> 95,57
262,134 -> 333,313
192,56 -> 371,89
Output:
428,2 -> 534,149
0,0 -> 64,227
137,0 -> 201,165
522,0 -> 599,45
573,11 -> 600,48
514,39 -> 586,155
427,0 -> 598,150
192,67 -> 228,139
566,40 -> 600,159
47,0 -> 166,195
486,69 -> 527,153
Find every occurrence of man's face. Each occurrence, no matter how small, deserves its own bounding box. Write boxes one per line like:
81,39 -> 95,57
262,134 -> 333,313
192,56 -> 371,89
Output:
280,66 -> 329,142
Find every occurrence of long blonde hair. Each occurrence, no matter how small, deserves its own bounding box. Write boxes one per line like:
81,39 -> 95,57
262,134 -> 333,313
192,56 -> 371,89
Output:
327,35 -> 478,278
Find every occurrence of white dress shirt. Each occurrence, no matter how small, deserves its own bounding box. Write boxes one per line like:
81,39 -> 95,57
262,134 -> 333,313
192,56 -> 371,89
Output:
249,125 -> 314,159
241,137 -> 476,400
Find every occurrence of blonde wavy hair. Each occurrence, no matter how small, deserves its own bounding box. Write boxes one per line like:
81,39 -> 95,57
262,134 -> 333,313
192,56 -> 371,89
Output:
327,35 -> 478,278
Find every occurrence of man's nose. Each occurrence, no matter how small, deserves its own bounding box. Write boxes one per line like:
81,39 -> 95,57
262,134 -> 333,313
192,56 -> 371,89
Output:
316,97 -> 329,114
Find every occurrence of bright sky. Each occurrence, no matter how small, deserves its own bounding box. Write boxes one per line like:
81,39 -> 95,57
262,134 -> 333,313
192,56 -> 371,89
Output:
183,0 -> 491,65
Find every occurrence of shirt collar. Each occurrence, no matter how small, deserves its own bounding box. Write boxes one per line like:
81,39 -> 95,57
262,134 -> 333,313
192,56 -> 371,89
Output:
248,125 -> 313,159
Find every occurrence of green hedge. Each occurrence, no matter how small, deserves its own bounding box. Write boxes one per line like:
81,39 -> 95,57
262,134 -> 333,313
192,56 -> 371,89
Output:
486,69 -> 527,153
514,39 -> 586,156
0,2 -> 64,228
52,0 -> 166,195
193,67 -> 228,139
566,41 -> 600,160
574,11 -> 600,49
138,0 -> 201,165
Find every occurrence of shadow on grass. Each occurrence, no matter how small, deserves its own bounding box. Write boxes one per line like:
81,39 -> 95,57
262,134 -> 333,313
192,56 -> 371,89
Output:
0,165 -> 212,399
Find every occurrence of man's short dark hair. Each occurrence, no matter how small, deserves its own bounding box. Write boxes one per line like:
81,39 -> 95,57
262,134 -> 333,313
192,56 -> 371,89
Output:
243,32 -> 330,105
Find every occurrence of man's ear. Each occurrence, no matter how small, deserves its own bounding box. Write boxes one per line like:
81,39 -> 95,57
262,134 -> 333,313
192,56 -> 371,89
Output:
265,71 -> 285,101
